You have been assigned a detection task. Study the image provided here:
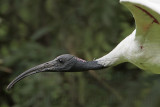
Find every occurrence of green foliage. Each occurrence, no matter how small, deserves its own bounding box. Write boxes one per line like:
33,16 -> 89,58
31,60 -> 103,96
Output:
0,0 -> 160,107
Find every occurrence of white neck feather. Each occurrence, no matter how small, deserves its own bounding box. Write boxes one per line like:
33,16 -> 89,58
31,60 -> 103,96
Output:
96,50 -> 124,67
96,30 -> 136,67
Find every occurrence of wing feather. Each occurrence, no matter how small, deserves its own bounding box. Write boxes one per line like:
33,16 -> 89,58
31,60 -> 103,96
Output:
120,0 -> 160,43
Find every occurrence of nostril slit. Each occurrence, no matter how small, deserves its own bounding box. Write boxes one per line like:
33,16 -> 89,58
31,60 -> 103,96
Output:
45,62 -> 49,66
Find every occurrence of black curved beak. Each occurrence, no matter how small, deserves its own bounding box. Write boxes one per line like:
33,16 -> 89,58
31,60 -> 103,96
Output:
6,60 -> 57,90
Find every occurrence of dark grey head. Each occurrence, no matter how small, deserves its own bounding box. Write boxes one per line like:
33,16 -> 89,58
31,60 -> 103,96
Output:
6,54 -> 104,90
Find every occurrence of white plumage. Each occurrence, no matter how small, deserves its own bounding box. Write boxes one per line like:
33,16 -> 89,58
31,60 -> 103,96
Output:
96,0 -> 160,73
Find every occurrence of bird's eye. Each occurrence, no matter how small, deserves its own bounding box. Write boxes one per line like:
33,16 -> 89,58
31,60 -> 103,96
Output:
58,59 -> 64,63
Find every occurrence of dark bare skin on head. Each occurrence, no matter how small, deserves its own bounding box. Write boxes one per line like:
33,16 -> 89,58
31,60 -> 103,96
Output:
7,54 -> 104,90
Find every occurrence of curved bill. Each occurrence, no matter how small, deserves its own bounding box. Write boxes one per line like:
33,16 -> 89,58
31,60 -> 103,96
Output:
6,60 -> 56,90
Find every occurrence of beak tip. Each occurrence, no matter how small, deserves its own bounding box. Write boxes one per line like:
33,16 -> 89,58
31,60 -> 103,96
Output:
6,84 -> 12,91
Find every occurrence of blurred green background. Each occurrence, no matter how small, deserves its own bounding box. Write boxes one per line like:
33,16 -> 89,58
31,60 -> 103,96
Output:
1,0 -> 160,107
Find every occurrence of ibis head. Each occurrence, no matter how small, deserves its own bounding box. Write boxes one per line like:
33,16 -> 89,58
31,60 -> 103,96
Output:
7,54 -> 104,90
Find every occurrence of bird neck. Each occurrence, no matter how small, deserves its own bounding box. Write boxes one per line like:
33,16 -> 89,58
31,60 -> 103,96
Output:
73,33 -> 132,71
72,60 -> 105,71
96,52 -> 124,67
95,36 -> 130,67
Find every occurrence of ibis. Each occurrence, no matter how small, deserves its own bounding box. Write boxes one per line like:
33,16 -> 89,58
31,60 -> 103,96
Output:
7,0 -> 160,90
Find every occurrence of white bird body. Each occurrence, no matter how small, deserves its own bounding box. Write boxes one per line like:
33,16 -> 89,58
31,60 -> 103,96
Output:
97,0 -> 160,73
